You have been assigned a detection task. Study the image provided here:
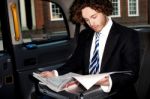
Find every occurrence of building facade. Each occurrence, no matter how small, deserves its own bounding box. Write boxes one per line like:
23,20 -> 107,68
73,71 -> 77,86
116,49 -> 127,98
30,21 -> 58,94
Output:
112,0 -> 149,26
35,0 -> 150,30
19,0 -> 150,38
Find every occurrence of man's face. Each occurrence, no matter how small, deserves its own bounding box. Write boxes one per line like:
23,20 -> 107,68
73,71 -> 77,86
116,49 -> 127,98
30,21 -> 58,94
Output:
81,7 -> 108,32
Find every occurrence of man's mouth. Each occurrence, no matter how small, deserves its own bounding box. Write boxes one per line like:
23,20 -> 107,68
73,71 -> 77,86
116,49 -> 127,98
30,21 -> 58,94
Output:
91,26 -> 97,30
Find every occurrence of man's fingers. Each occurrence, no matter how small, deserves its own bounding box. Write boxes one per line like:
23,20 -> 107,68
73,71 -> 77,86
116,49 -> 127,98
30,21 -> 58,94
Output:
100,76 -> 109,86
96,76 -> 109,86
39,71 -> 54,78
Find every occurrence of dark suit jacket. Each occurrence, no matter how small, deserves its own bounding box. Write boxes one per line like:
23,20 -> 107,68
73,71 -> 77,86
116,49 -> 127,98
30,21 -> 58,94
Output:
57,21 -> 140,99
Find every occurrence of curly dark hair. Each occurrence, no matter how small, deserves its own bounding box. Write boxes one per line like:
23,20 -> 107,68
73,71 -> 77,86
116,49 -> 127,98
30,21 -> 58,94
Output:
69,0 -> 113,24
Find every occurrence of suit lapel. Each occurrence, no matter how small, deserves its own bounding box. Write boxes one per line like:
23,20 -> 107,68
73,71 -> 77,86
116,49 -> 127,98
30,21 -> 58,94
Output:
84,31 -> 94,74
100,23 -> 120,71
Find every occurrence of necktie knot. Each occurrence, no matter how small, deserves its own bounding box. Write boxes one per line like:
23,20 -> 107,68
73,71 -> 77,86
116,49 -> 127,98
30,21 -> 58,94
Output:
96,33 -> 100,39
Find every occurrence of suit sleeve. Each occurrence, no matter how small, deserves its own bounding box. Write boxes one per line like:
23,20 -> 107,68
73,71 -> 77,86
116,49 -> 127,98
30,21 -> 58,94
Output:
110,28 -> 140,93
57,29 -> 89,75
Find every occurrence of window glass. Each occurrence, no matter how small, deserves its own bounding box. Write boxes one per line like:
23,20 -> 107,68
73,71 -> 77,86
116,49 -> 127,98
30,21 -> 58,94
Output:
50,3 -> 63,21
0,20 -> 4,51
111,0 -> 120,17
19,0 -> 68,43
128,0 -> 139,16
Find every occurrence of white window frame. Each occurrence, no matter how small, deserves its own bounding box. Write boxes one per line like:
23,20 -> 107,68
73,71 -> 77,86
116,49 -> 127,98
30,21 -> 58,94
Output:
19,0 -> 28,30
30,0 -> 36,30
111,0 -> 121,17
19,0 -> 36,30
128,0 -> 139,17
49,3 -> 63,21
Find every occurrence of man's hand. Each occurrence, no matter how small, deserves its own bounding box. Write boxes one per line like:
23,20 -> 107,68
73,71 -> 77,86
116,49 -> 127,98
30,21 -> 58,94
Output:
63,81 -> 79,88
39,71 -> 55,78
96,76 -> 110,86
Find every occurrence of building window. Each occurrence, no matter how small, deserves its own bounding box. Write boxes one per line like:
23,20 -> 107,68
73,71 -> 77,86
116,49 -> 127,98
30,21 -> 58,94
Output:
111,0 -> 121,17
128,0 -> 139,16
19,1 -> 68,43
50,3 -> 63,21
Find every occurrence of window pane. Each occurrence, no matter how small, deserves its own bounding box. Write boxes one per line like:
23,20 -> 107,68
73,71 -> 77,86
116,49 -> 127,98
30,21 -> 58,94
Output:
50,3 -> 63,21
128,0 -> 138,16
19,0 -> 68,43
111,0 -> 120,17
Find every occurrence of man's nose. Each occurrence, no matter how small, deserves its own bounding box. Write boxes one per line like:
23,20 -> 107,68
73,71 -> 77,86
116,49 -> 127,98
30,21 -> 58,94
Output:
89,20 -> 94,26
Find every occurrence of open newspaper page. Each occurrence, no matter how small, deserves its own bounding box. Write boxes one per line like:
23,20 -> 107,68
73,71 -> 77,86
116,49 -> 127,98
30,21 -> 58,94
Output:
33,72 -> 81,92
33,71 -> 132,92
72,71 -> 132,90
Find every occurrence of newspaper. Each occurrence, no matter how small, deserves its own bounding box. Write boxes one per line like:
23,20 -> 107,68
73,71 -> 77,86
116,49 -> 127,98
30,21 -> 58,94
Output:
33,72 -> 81,92
33,71 -> 131,92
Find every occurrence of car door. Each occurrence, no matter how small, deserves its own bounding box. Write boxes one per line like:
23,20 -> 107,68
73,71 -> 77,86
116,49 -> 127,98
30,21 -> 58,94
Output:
0,0 -> 16,99
0,0 -> 77,99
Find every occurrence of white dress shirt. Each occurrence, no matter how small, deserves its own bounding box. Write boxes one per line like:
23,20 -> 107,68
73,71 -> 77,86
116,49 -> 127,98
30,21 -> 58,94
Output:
89,17 -> 113,92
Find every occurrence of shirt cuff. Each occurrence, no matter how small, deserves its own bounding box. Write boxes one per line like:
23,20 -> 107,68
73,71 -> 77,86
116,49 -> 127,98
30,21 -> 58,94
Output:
52,70 -> 59,77
101,75 -> 112,93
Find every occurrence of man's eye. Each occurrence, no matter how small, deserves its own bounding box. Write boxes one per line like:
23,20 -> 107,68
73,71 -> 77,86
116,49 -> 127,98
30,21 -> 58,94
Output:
85,19 -> 89,22
92,15 -> 97,19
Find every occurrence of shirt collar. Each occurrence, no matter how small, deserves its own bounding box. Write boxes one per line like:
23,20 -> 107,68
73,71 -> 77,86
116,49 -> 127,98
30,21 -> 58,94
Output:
97,17 -> 113,36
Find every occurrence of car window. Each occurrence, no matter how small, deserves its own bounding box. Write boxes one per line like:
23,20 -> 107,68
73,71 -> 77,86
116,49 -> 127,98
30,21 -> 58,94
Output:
18,0 -> 69,44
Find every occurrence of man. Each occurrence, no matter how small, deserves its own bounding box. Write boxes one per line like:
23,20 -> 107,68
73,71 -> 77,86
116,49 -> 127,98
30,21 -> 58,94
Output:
40,0 -> 140,99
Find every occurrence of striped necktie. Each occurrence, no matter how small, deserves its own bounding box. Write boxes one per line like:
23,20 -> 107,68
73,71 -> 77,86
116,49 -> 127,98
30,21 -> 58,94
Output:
89,33 -> 100,74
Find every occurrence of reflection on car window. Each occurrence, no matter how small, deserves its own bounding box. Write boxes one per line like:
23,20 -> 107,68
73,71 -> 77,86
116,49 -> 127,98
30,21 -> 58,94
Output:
19,1 -> 68,43
0,20 -> 4,51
